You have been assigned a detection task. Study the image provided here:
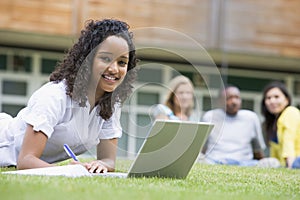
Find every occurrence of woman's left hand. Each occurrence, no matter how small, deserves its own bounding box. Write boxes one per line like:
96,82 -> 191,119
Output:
83,160 -> 108,173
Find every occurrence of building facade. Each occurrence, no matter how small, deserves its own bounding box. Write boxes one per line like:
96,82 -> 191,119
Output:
0,0 -> 300,157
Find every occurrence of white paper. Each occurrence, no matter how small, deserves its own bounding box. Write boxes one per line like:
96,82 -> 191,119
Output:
2,164 -> 92,177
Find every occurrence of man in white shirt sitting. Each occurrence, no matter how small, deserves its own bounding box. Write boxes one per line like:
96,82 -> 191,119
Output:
201,85 -> 267,166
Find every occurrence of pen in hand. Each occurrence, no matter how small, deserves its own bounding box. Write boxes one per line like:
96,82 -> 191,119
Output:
63,144 -> 79,162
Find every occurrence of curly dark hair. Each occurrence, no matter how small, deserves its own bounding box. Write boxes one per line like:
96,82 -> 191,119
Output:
49,19 -> 138,120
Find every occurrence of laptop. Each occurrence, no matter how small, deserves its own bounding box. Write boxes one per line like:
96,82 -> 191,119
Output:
96,119 -> 214,179
2,120 -> 213,179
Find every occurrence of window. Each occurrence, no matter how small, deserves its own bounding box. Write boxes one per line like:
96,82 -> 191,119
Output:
2,80 -> 27,96
41,58 -> 58,74
242,99 -> 254,110
294,80 -> 300,96
137,92 -> 159,106
12,55 -> 32,72
202,96 -> 219,111
137,66 -> 162,83
118,112 -> 129,157
1,104 -> 25,117
228,76 -> 275,92
135,114 -> 152,153
0,54 -> 7,70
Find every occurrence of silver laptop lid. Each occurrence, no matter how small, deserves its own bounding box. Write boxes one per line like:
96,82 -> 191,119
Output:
127,120 -> 214,179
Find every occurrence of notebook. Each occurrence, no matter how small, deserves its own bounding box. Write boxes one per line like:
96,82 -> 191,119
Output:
3,120 -> 213,179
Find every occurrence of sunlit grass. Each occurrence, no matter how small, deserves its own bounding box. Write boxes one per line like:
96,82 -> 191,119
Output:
1,159 -> 299,200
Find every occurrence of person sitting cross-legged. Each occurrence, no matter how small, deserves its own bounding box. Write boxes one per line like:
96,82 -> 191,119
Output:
200,85 -> 280,168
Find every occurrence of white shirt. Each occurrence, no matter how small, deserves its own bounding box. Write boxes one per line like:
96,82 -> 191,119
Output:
151,104 -> 199,122
0,80 -> 122,166
202,109 -> 266,161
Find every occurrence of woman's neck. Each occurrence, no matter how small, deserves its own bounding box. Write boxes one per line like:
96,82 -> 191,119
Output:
87,86 -> 104,111
174,106 -> 189,121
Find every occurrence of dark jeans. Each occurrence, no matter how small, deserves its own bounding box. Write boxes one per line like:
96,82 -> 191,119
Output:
292,156 -> 300,169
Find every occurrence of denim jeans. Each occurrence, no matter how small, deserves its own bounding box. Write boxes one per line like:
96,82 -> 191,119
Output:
207,158 -> 259,166
292,157 -> 300,169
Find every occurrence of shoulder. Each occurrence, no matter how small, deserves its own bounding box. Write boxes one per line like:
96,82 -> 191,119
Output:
32,81 -> 66,98
282,106 -> 299,114
236,110 -> 260,123
281,106 -> 300,118
152,104 -> 173,116
203,109 -> 223,116
278,106 -> 300,127
201,109 -> 224,121
27,81 -> 68,107
36,81 -> 66,95
238,109 -> 258,118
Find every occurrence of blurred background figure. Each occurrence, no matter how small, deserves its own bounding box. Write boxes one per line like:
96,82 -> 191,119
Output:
200,85 -> 267,167
152,75 -> 197,121
261,81 -> 300,168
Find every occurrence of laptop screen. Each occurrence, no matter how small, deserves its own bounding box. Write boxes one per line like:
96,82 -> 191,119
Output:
127,120 -> 214,179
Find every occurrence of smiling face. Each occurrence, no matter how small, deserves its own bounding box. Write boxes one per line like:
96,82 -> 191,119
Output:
264,87 -> 289,116
173,83 -> 194,111
90,35 -> 129,98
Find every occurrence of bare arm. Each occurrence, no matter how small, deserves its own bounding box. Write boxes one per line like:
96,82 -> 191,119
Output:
17,125 -> 53,170
97,138 -> 118,171
253,151 -> 264,160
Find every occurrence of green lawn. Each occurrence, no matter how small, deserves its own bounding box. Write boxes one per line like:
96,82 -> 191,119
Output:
1,159 -> 299,200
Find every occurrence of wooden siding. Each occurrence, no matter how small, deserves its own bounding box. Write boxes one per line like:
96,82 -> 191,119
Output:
0,0 -> 73,35
77,0 -> 210,48
224,0 -> 300,57
0,0 -> 299,59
